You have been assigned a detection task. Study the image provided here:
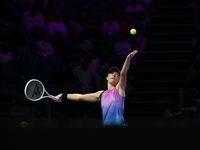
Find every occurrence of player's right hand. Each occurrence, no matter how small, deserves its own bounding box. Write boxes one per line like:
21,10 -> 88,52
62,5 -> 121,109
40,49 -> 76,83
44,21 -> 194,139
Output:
54,94 -> 62,102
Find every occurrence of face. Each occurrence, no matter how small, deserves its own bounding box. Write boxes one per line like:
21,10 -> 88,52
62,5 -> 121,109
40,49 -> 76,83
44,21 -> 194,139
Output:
106,71 -> 120,86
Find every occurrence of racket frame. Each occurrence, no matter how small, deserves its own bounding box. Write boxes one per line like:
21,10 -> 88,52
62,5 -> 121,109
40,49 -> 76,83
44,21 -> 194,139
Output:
24,79 -> 57,101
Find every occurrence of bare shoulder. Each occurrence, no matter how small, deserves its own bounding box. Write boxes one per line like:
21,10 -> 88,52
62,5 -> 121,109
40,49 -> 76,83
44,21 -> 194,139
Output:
116,85 -> 126,97
95,90 -> 104,97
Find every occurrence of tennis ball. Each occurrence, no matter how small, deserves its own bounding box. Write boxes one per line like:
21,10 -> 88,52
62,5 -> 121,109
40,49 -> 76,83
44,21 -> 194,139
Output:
130,28 -> 136,35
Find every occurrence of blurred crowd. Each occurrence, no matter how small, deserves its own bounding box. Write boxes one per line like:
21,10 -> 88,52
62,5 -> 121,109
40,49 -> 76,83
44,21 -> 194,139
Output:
0,0 -> 154,114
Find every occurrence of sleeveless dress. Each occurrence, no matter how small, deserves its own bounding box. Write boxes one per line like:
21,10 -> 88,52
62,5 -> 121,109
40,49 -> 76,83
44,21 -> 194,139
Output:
100,87 -> 126,126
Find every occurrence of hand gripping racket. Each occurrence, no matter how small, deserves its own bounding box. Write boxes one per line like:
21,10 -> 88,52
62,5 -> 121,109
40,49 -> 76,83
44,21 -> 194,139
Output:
24,79 -> 60,101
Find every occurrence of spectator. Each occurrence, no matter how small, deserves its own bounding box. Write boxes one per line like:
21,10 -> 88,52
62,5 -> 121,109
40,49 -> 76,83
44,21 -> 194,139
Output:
126,0 -> 150,34
94,30 -> 114,62
35,0 -> 45,15
2,4 -> 22,28
22,4 -> 46,32
54,63 -> 75,92
75,2 -> 91,28
9,26 -> 25,49
96,66 -> 109,91
144,0 -> 156,12
121,14 -> 147,55
67,12 -> 84,39
63,6 -> 77,27
102,12 -> 120,36
65,2 -> 91,39
73,58 -> 99,93
114,32 -> 131,55
89,54 -> 110,75
44,0 -> 57,20
36,32 -> 54,59
187,64 -> 200,91
114,32 -> 136,67
76,32 -> 92,54
126,0 -> 146,16
52,30 -> 67,56
95,30 -> 113,57
0,41 -> 14,64
85,13 -> 101,37
164,64 -> 200,118
134,2 -> 145,15
120,13 -> 138,35
70,40 -> 85,63
185,63 -> 200,110
126,0 -> 137,14
111,3 -> 123,24
48,13 -> 67,36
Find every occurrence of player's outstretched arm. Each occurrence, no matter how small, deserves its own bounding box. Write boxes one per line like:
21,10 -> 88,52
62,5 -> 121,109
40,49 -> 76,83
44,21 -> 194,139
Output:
118,50 -> 138,90
54,90 -> 104,103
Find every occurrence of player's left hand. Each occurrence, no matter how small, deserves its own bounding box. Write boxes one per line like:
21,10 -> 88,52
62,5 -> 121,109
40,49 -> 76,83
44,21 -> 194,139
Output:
127,50 -> 138,58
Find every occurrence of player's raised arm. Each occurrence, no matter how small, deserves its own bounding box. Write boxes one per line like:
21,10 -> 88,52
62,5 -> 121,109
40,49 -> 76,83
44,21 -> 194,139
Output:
54,90 -> 104,103
118,50 -> 138,90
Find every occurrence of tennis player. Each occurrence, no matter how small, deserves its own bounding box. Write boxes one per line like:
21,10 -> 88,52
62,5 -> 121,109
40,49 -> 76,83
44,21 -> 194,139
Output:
54,50 -> 138,126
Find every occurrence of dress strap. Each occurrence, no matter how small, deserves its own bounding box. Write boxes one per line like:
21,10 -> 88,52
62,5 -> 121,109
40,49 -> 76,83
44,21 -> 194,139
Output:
99,91 -> 105,101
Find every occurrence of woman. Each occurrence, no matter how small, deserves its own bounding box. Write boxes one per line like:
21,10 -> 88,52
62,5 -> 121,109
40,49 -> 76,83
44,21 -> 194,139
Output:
54,50 -> 138,126
48,13 -> 67,36
36,32 -> 54,60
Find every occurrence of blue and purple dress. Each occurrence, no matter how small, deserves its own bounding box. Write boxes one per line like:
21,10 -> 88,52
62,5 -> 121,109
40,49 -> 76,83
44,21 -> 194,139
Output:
100,87 -> 126,126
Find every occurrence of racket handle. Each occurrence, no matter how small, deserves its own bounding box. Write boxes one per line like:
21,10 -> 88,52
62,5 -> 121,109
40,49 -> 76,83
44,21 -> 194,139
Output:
49,95 -> 62,102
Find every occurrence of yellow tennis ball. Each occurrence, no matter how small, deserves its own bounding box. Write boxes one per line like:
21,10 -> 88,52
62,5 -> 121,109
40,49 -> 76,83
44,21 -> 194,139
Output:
130,28 -> 136,35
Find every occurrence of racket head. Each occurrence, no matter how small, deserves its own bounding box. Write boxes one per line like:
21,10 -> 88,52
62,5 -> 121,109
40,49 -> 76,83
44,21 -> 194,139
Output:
24,79 -> 45,101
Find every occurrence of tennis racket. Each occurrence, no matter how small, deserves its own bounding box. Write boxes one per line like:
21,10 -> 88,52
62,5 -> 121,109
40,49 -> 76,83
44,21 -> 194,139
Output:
24,79 -> 60,101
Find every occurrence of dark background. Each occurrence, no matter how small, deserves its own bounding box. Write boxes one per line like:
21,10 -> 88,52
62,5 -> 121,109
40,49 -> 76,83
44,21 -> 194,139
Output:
0,0 -> 200,149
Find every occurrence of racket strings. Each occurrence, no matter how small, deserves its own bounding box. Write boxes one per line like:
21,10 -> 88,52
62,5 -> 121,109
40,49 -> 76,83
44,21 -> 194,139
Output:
26,81 -> 43,100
